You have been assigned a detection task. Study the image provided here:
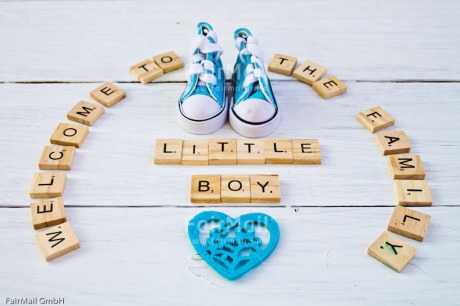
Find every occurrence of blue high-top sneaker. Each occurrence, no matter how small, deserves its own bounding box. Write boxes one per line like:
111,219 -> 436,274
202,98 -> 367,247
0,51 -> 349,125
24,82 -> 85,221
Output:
230,28 -> 280,138
178,22 -> 227,134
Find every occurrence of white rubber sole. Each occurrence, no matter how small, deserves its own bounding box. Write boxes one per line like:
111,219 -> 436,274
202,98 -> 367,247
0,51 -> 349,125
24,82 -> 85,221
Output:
229,98 -> 280,138
177,97 -> 228,135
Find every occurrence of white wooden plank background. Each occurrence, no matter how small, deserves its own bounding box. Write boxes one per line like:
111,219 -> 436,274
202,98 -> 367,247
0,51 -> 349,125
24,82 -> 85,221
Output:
1,0 -> 459,305
2,207 -> 460,306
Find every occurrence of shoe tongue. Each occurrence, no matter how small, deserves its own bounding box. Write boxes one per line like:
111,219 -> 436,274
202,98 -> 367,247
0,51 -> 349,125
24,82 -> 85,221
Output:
248,84 -> 268,102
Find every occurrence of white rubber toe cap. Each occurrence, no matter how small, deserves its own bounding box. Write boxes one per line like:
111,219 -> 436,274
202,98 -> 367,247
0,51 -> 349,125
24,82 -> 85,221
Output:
181,94 -> 222,120
232,98 -> 276,123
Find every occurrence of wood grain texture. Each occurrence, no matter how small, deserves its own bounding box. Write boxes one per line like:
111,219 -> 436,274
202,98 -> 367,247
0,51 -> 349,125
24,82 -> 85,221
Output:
0,82 -> 458,207
0,0 -> 459,82
0,0 -> 459,304
1,206 -> 459,305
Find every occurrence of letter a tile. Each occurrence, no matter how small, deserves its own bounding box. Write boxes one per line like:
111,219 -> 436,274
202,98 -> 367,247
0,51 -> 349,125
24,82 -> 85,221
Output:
368,231 -> 416,272
375,130 -> 411,155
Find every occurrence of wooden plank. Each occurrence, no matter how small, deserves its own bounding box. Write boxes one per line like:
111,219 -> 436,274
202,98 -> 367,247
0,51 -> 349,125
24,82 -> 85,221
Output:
0,206 -> 458,305
0,82 -> 458,207
0,0 -> 459,82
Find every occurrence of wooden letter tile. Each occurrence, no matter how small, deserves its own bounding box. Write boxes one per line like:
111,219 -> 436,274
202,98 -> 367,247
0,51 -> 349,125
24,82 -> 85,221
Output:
293,60 -> 327,85
50,123 -> 89,148
388,205 -> 431,242
292,139 -> 321,164
388,154 -> 426,180
250,175 -> 281,203
191,175 -> 221,203
209,138 -> 237,165
39,145 -> 76,170
267,54 -> 298,76
29,172 -> 67,199
312,76 -> 347,99
394,180 -> 432,206
154,139 -> 183,165
236,138 -> 265,165
90,82 -> 126,107
182,140 -> 209,165
221,175 -> 250,203
67,100 -> 105,126
153,51 -> 184,73
367,231 -> 416,272
31,197 -> 66,230
357,106 -> 395,133
36,222 -> 80,261
130,59 -> 164,84
375,130 -> 411,155
264,139 -> 293,164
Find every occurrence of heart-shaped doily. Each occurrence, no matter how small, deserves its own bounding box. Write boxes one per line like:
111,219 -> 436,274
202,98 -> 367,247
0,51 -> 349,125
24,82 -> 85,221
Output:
188,211 -> 280,280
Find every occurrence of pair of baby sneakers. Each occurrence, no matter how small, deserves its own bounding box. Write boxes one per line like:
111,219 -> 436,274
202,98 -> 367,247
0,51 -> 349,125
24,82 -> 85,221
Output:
177,22 -> 279,138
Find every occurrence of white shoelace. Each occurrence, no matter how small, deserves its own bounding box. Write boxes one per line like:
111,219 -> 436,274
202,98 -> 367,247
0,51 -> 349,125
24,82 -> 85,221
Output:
186,30 -> 223,86
235,35 -> 268,89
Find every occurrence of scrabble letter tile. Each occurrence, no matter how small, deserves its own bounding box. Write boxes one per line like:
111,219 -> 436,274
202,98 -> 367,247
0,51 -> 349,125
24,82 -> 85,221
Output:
312,76 -> 347,99
388,205 -> 431,242
50,123 -> 89,148
191,175 -> 221,203
209,138 -> 237,165
268,54 -> 298,76
367,231 -> 416,272
39,145 -> 76,170
221,175 -> 250,203
357,106 -> 395,133
388,154 -> 426,180
375,130 -> 411,155
31,197 -> 66,230
250,175 -> 281,203
394,180 -> 432,206
154,139 -> 183,164
292,139 -> 321,164
130,59 -> 164,84
153,51 -> 184,73
293,60 -> 327,85
36,222 -> 80,261
29,172 -> 67,199
90,82 -> 126,107
67,100 -> 105,126
182,140 -> 209,165
236,138 -> 265,165
264,139 -> 294,164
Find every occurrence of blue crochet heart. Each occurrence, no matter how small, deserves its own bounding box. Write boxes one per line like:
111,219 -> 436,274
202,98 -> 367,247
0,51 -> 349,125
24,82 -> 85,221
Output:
188,211 -> 280,280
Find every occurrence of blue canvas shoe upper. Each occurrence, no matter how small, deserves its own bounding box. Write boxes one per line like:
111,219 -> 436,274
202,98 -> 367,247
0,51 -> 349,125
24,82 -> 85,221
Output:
232,28 -> 277,123
180,22 -> 225,121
